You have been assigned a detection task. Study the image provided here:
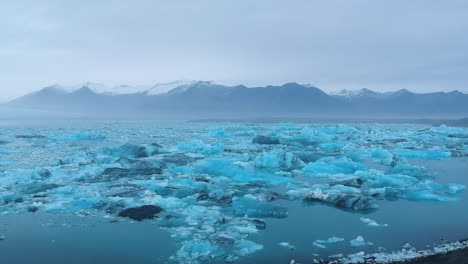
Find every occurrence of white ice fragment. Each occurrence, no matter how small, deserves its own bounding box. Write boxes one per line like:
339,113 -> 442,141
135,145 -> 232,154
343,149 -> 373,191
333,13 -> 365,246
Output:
254,149 -> 304,170
313,242 -> 327,248
360,217 -> 388,227
234,240 -> 264,256
315,237 -> 345,244
350,236 -> 373,247
278,242 -> 295,250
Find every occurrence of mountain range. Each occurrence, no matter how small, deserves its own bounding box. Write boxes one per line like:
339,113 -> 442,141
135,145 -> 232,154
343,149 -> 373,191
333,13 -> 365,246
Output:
3,81 -> 468,120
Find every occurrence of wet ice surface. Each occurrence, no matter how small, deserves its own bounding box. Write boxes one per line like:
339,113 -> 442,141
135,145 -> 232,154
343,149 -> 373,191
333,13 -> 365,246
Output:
0,121 -> 467,263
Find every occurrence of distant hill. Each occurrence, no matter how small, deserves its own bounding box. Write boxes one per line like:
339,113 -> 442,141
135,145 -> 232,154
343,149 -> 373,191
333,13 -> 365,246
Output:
6,81 -> 468,119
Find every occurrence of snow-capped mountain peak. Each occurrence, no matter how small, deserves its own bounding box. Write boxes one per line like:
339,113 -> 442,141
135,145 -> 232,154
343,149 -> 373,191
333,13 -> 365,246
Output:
144,80 -> 197,95
330,88 -> 375,97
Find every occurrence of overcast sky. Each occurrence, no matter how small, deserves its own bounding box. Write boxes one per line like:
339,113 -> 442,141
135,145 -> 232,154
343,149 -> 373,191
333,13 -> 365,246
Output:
1,0 -> 468,101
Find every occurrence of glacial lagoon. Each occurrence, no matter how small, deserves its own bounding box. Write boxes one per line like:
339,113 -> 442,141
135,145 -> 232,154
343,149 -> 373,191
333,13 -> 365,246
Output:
0,121 -> 467,263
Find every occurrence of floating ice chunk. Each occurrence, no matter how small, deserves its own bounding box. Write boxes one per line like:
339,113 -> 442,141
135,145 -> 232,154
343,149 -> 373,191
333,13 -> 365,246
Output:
302,157 -> 366,176
400,189 -> 457,202
388,161 -> 430,179
356,169 -> 419,188
215,234 -> 236,244
315,124 -> 358,134
393,148 -> 451,160
346,251 -> 366,262
398,180 -> 465,202
171,165 -> 193,174
418,180 -> 465,195
403,242 -> 415,251
316,237 -> 345,244
336,240 -> 468,264
430,125 -> 468,135
196,160 -> 291,184
118,205 -> 163,221
319,142 -> 346,150
209,130 -> 231,138
1,193 -> 23,204
177,140 -> 223,155
232,197 -> 288,218
360,217 -> 388,227
52,151 -> 95,166
252,135 -> 280,144
331,185 -> 361,194
101,144 -> 158,158
68,197 -> 103,212
163,153 -> 197,166
234,240 -> 264,256
20,183 -> 62,194
343,146 -> 394,165
30,168 -> 52,179
278,242 -> 295,250
254,149 -> 304,170
373,174 -> 418,188
295,127 -> 333,144
370,148 -> 394,163
313,242 -> 327,248
350,236 -> 372,247
274,123 -> 302,131
300,186 -> 379,211
176,240 -> 221,261
48,133 -> 105,141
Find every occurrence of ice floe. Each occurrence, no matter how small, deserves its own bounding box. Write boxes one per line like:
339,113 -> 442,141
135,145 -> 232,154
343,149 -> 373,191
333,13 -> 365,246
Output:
0,123 -> 467,263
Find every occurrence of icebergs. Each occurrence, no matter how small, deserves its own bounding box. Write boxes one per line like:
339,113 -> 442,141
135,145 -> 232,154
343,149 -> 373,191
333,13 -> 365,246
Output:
101,144 -> 158,158
209,130 -> 231,138
350,236 -> 373,247
254,149 -> 305,171
302,157 -> 366,176
252,135 -> 280,144
294,127 -> 333,144
118,205 -> 163,221
175,240 -> 220,262
177,140 -> 223,155
387,160 -> 430,179
430,124 -> 468,135
196,160 -> 291,184
289,186 -> 379,211
1,122 -> 467,264
392,148 -> 451,160
234,239 -> 264,256
319,142 -> 346,150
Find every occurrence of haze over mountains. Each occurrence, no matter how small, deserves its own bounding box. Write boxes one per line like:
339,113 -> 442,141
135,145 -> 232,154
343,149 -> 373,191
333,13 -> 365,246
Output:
3,81 -> 468,120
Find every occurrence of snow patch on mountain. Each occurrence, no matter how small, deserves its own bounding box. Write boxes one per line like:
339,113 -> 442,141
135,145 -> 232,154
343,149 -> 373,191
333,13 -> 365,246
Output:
144,80 -> 197,95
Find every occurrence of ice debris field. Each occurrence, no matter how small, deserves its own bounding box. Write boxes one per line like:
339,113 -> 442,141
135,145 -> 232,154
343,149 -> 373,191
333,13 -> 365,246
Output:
0,122 -> 467,263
